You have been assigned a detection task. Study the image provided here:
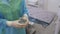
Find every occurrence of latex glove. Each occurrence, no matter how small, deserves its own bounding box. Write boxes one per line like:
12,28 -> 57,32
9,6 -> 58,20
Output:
6,14 -> 29,28
20,14 -> 29,25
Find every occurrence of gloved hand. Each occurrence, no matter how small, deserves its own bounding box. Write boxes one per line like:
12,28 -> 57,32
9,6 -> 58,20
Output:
6,14 -> 29,28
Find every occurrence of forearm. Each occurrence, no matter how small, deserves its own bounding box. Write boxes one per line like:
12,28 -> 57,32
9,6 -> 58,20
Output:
6,21 -> 13,26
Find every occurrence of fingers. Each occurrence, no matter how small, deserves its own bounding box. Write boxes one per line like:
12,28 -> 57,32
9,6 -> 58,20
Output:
17,22 -> 28,28
12,22 -> 28,28
22,15 -> 29,24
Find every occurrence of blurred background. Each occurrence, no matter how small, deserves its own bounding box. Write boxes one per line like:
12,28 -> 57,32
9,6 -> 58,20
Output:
25,0 -> 60,34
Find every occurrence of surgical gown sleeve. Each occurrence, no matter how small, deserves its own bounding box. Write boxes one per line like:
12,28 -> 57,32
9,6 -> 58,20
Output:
0,13 -> 7,34
22,0 -> 28,15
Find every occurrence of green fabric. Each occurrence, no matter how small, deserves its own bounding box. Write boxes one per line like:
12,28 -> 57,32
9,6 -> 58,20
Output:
0,0 -> 22,21
2,28 -> 5,34
13,28 -> 26,34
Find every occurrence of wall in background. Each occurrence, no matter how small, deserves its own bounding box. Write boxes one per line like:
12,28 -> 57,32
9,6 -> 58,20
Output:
37,0 -> 59,13
47,0 -> 59,13
26,0 -> 59,13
